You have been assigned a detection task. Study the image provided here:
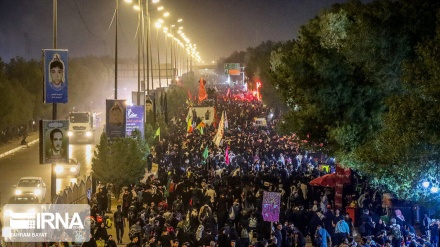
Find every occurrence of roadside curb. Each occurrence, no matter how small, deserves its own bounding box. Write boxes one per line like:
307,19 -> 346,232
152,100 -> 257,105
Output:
0,139 -> 39,159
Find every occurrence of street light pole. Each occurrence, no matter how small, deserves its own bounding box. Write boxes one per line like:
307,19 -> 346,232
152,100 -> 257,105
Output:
156,23 -> 162,89
51,0 -> 58,203
115,0 -> 118,99
137,0 -> 142,105
165,31 -> 169,86
145,2 -> 150,95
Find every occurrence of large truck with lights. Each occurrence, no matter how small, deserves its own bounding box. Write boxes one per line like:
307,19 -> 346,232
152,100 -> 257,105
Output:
67,111 -> 95,144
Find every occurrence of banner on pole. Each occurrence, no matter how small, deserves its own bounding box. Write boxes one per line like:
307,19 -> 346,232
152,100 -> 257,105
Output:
106,99 -> 126,138
39,120 -> 69,164
126,105 -> 144,138
43,49 -> 68,103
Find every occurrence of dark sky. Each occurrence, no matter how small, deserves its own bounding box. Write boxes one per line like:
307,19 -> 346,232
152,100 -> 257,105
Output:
0,0 -> 352,63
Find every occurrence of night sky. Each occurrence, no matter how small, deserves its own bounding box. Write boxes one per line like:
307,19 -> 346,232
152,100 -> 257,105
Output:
0,0 -> 353,63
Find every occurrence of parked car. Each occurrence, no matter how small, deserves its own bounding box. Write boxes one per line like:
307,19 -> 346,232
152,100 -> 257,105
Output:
13,177 -> 47,202
54,158 -> 80,178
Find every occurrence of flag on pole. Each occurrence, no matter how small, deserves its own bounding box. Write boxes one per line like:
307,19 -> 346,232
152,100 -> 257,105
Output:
224,111 -> 228,130
198,76 -> 208,103
196,121 -> 206,135
202,146 -> 209,160
197,121 -> 206,129
225,146 -> 230,165
187,115 -> 192,133
155,127 -> 160,137
213,111 -> 225,147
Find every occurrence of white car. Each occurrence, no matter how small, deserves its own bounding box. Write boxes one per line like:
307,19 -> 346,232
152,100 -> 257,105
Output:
54,158 -> 80,178
13,177 -> 47,203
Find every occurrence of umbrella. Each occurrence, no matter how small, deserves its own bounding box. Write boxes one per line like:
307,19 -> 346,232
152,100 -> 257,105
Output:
309,173 -> 337,187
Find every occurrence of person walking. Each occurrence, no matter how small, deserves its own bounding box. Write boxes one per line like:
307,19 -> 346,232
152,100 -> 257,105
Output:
113,205 -> 125,244
315,224 -> 332,247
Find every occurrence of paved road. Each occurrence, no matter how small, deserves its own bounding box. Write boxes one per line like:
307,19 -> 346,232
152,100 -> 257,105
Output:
0,131 -> 96,205
0,130 -> 152,246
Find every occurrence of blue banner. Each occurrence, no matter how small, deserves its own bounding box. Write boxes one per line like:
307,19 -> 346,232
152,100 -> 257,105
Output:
106,99 -> 126,138
126,105 -> 145,138
43,49 -> 68,103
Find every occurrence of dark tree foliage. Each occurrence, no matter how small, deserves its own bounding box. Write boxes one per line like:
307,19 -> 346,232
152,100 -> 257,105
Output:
92,130 -> 148,197
270,0 -> 440,202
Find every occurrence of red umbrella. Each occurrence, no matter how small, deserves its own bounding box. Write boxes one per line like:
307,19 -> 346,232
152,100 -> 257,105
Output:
309,173 -> 337,187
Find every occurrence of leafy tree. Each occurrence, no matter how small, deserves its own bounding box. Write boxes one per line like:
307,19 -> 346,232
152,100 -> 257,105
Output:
269,0 -> 440,201
92,130 -> 147,197
351,12 -> 440,203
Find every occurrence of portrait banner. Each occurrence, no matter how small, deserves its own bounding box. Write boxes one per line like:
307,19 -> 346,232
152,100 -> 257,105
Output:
186,107 -> 215,125
145,94 -> 155,114
43,49 -> 68,103
126,105 -> 144,138
262,191 -> 281,222
106,99 -> 126,138
39,120 -> 69,164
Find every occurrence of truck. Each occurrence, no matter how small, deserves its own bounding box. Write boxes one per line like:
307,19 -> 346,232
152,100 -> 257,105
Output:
67,111 -> 95,144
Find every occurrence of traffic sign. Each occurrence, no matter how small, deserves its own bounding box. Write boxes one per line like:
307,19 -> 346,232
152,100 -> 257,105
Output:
224,63 -> 240,75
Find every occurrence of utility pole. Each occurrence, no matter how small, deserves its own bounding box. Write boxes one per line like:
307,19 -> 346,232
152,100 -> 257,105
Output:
51,0 -> 58,203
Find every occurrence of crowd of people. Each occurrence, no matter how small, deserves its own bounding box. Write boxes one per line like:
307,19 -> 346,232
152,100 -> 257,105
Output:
86,95 -> 437,247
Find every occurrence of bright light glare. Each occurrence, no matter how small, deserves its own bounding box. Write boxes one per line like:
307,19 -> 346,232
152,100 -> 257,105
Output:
422,181 -> 430,188
67,131 -> 73,137
177,18 -> 183,22
155,22 -> 162,28
163,12 -> 170,17
152,0 -> 159,3
55,165 -> 64,174
431,186 -> 439,193
157,6 -> 164,11
124,0 -> 132,2
133,5 -> 140,11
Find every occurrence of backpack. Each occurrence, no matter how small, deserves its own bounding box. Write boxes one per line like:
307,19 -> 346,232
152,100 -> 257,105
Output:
229,206 -> 236,220
241,228 -> 249,239
173,200 -> 183,212
169,182 -> 175,193
315,229 -> 323,246
391,224 -> 402,240
249,217 -> 257,228
358,223 -> 366,236
196,224 -> 204,241
128,210 -> 135,221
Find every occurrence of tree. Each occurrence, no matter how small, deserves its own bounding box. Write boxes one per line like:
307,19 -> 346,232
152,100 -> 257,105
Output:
92,130 -> 147,197
269,0 -> 440,201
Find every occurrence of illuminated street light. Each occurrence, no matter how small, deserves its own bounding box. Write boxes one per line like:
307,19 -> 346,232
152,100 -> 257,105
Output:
157,6 -> 164,11
163,12 -> 170,17
431,186 -> 439,193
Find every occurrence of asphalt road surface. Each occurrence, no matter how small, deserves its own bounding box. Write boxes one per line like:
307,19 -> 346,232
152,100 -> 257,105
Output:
0,132 -> 98,206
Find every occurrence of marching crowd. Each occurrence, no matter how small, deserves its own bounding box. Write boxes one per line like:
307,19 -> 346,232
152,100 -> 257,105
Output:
86,96 -> 438,247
